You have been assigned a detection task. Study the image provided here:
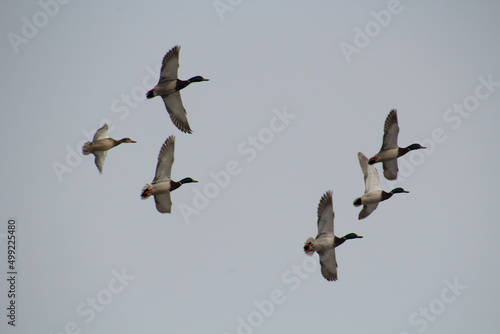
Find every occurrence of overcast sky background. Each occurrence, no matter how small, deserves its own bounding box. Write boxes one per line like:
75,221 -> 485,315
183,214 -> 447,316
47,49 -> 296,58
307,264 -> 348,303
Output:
1,1 -> 500,333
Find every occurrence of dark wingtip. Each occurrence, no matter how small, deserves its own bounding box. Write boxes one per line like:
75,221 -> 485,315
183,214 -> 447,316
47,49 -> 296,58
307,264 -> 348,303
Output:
181,126 -> 193,134
178,128 -> 193,134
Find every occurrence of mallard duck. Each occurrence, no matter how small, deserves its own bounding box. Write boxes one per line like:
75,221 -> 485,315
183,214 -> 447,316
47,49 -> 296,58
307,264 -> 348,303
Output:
82,123 -> 136,173
368,109 -> 426,180
140,135 -> 198,213
303,191 -> 363,281
353,152 -> 409,220
146,45 -> 209,134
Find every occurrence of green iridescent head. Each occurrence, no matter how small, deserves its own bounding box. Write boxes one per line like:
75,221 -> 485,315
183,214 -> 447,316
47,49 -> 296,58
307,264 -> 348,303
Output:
406,143 -> 426,151
179,177 -> 198,184
343,233 -> 363,240
188,76 -> 209,83
390,187 -> 409,194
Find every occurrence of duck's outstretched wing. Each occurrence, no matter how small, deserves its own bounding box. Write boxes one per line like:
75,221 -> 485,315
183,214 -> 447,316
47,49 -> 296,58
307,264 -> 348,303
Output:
93,151 -> 107,174
358,203 -> 379,220
93,124 -> 109,141
358,152 -> 382,193
154,193 -> 172,213
159,45 -> 180,82
162,92 -> 192,134
383,159 -> 398,180
153,136 -> 175,183
316,190 -> 334,239
380,109 -> 399,151
318,249 -> 338,281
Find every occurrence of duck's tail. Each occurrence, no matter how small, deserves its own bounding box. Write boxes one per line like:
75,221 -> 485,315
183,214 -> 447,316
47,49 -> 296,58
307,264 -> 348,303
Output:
82,142 -> 92,155
146,89 -> 155,99
141,184 -> 153,199
353,197 -> 362,207
303,237 -> 315,255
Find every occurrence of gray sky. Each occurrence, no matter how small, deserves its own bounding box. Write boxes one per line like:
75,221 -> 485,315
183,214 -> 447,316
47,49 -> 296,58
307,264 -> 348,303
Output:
1,1 -> 500,333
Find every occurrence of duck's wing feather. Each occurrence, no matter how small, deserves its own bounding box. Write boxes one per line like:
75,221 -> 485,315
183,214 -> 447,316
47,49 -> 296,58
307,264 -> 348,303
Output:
154,193 -> 172,213
358,152 -> 382,193
93,124 -> 109,141
318,249 -> 338,281
383,159 -> 398,180
359,203 -> 378,220
152,136 -> 175,184
159,45 -> 180,82
380,109 -> 399,151
162,92 -> 192,134
93,151 -> 107,174
316,190 -> 334,239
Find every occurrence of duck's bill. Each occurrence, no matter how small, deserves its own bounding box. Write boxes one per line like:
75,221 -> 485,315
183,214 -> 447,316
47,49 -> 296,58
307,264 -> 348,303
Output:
403,190 -> 410,193
192,179 -> 199,182
202,78 -> 210,81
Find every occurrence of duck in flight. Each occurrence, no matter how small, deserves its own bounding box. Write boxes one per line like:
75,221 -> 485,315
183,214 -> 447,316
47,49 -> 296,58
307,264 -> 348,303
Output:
141,135 -> 198,213
146,45 -> 209,134
368,109 -> 426,180
354,152 -> 409,220
82,124 -> 136,173
304,191 -> 363,281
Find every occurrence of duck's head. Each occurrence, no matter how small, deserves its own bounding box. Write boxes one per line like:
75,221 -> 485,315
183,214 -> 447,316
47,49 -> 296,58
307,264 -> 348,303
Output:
179,177 -> 198,184
188,76 -> 209,83
343,233 -> 363,240
390,187 -> 409,194
119,138 -> 137,143
406,143 -> 426,151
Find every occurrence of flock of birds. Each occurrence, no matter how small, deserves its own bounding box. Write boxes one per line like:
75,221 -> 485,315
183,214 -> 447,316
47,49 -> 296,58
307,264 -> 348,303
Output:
82,45 -> 206,213
304,108 -> 426,280
82,45 -> 426,281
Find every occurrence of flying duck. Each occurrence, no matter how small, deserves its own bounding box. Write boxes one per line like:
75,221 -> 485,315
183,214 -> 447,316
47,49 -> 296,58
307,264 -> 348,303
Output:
354,152 -> 409,219
304,191 -> 363,281
141,135 -> 198,213
368,109 -> 426,180
146,45 -> 209,134
82,123 -> 136,173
